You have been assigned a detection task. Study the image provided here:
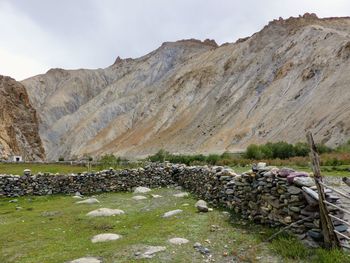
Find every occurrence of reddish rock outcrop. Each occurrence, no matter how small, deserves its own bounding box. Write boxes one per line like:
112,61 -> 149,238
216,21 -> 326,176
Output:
0,75 -> 44,160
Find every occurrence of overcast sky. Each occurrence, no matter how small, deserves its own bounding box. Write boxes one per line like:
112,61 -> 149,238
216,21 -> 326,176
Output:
1,0 -> 350,80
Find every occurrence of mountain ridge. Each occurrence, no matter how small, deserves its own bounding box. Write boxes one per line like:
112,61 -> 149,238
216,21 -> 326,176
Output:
21,14 -> 350,160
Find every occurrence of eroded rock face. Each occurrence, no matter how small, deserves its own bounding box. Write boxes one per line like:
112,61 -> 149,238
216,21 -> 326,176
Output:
21,15 -> 350,160
0,75 -> 44,160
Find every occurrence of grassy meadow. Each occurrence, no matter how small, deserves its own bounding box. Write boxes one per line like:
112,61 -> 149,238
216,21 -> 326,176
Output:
1,188 -> 349,263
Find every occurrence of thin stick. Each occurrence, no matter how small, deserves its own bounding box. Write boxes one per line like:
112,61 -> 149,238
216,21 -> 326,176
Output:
334,230 -> 350,241
266,215 -> 313,242
319,181 -> 350,200
306,132 -> 340,248
328,214 -> 350,227
324,200 -> 350,215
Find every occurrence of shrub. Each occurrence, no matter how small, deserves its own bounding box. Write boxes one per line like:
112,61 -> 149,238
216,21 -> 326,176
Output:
99,154 -> 121,169
246,144 -> 264,159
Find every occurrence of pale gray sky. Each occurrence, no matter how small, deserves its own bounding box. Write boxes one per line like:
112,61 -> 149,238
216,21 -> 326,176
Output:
1,0 -> 349,80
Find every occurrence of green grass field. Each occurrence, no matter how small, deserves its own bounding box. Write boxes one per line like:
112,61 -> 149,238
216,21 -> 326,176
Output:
1,162 -> 349,177
0,163 -> 89,175
1,188 -> 349,263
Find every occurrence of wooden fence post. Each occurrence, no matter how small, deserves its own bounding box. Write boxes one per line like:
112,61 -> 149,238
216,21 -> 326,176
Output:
306,132 -> 340,249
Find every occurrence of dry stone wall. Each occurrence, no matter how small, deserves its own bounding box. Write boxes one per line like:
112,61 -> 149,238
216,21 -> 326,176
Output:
0,163 -> 348,245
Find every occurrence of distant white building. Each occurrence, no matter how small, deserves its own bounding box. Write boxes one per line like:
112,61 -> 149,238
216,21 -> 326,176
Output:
11,155 -> 23,162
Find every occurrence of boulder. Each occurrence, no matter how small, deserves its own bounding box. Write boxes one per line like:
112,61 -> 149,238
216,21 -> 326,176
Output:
69,257 -> 102,263
168,237 -> 189,245
91,233 -> 122,243
195,200 -> 209,212
162,209 -> 183,218
134,187 -> 151,194
76,198 -> 99,204
86,208 -> 125,217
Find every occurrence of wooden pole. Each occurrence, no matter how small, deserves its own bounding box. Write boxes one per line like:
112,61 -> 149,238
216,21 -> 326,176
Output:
306,132 -> 340,249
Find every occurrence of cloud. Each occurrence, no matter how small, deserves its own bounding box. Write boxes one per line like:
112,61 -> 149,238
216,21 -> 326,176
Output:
1,0 -> 350,80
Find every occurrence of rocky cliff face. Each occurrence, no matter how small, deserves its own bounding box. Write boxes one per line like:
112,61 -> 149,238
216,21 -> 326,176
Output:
0,75 -> 45,160
22,14 -> 350,160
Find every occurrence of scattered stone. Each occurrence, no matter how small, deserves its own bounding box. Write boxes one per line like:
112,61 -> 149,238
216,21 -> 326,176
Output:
151,194 -> 162,198
86,208 -> 125,217
195,200 -> 209,212
74,192 -> 83,197
193,242 -> 210,255
136,246 -> 166,259
134,187 -> 151,194
41,211 -> 61,217
168,237 -> 189,245
173,192 -> 189,198
9,199 -> 18,203
132,195 -> 147,200
68,257 -> 102,263
91,233 -> 122,243
72,196 -> 83,199
162,209 -> 183,218
76,198 -> 100,204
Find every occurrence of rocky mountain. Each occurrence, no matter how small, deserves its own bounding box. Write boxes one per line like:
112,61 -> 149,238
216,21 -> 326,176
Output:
0,75 -> 45,160
22,14 -> 350,160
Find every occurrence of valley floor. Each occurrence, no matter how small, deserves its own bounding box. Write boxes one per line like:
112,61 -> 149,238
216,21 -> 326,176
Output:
0,188 -> 349,262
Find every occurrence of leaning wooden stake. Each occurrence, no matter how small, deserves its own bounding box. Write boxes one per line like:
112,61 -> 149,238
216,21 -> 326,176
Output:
306,132 -> 340,249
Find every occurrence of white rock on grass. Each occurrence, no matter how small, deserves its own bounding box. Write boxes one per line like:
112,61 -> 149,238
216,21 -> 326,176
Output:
132,195 -> 147,200
151,194 -> 162,198
162,209 -> 183,218
195,200 -> 209,212
69,257 -> 102,263
134,187 -> 151,194
86,208 -> 125,217
168,237 -> 189,245
173,192 -> 189,198
138,246 -> 166,259
91,233 -> 122,243
76,198 -> 100,204
72,196 -> 83,199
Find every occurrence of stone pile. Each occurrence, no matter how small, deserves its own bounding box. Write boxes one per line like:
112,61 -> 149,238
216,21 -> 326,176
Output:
0,162 -> 349,245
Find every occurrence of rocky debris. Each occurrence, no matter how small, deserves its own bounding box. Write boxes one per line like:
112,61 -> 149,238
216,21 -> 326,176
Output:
173,192 -> 189,198
168,237 -> 189,245
162,209 -> 183,218
134,187 -> 151,194
132,195 -> 147,200
91,233 -> 122,243
193,242 -> 210,255
68,257 -> 102,263
76,198 -> 100,204
195,200 -> 209,212
135,246 -> 166,259
86,208 -> 125,217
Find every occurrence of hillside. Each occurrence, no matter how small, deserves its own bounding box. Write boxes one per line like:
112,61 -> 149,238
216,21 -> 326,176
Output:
22,14 -> 350,160
0,75 -> 44,160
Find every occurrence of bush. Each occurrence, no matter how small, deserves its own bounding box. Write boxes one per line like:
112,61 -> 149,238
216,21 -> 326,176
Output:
246,144 -> 264,159
99,154 -> 121,169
